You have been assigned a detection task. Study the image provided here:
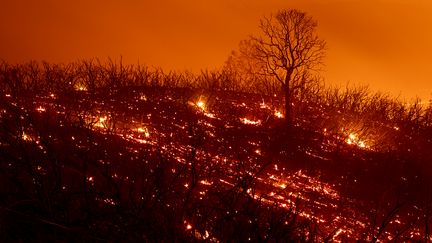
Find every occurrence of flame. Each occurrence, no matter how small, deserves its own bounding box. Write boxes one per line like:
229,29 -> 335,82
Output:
95,116 -> 108,128
137,127 -> 150,137
260,101 -> 269,109
274,110 -> 284,118
22,132 -> 32,141
189,98 -> 209,113
75,85 -> 87,91
346,133 -> 368,149
196,100 -> 206,111
278,183 -> 287,189
197,101 -> 205,109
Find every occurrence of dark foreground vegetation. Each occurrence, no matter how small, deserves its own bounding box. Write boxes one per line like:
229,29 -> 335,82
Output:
1,60 -> 432,242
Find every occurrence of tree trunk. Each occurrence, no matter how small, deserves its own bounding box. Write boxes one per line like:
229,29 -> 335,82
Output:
283,69 -> 294,128
284,83 -> 292,128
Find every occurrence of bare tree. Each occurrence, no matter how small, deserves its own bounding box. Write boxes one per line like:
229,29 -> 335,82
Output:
237,9 -> 326,126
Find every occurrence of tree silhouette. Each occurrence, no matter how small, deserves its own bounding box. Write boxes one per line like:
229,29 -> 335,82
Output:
230,9 -> 326,126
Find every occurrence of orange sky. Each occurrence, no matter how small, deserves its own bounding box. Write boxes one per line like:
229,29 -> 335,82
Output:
1,0 -> 431,100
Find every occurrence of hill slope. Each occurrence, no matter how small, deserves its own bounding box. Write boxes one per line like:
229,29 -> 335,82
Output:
0,87 -> 431,241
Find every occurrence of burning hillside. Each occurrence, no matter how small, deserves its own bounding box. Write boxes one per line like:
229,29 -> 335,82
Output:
1,85 -> 431,242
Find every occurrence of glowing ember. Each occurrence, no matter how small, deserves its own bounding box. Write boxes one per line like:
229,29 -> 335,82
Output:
200,180 -> 212,186
204,112 -> 216,119
36,106 -> 46,112
134,138 -> 148,144
240,118 -> 261,126
103,198 -> 116,205
333,228 -> 345,240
